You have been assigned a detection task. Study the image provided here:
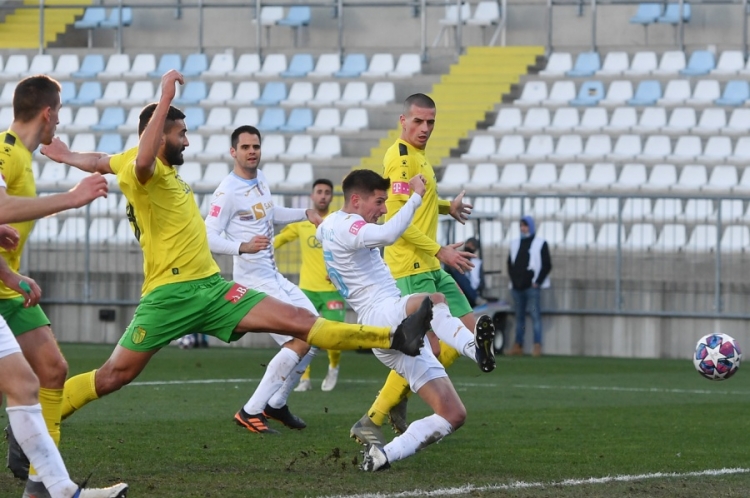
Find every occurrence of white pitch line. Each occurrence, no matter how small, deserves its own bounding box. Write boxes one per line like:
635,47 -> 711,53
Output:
511,384 -> 750,396
318,467 -> 750,498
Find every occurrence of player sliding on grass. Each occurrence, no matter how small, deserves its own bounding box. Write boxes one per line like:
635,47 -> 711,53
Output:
317,169 -> 496,471
37,70 -> 431,426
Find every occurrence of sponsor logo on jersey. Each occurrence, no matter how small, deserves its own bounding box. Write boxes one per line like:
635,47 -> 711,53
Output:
307,235 -> 321,249
392,182 -> 409,195
349,220 -> 366,235
326,300 -> 344,310
224,283 -> 248,303
209,204 -> 221,217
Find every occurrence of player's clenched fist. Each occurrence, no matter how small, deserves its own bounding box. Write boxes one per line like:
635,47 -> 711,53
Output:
409,174 -> 426,197
160,69 -> 184,102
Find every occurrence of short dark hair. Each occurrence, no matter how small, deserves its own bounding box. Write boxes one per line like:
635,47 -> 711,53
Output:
342,169 -> 390,202
138,103 -> 186,137
403,93 -> 435,115
231,125 -> 261,149
312,179 -> 333,191
13,75 -> 61,123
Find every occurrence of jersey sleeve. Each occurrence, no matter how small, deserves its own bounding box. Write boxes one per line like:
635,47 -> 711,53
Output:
384,151 -> 417,202
359,194 -> 422,248
0,147 -> 23,192
336,216 -> 368,251
205,185 -> 240,255
274,222 -> 300,249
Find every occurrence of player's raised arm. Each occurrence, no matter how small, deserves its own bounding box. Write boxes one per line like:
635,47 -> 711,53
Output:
40,136 -> 114,175
358,174 -> 424,248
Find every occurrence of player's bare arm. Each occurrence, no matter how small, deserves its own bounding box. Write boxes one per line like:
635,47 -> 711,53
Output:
305,209 -> 324,227
436,242 -> 475,275
40,136 -> 114,175
449,190 -> 472,225
239,235 -> 271,254
0,254 -> 41,307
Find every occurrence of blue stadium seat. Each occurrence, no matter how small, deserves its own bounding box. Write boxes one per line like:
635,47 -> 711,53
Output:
71,54 -> 104,78
657,3 -> 691,24
281,53 -> 314,78
69,81 -> 102,105
277,6 -> 311,27
279,108 -> 313,132
258,108 -> 286,132
680,50 -> 715,76
570,80 -> 605,106
566,52 -> 601,77
73,7 -> 106,29
61,81 -> 76,105
173,81 -> 207,105
91,107 -> 125,131
627,80 -> 661,106
334,54 -> 367,78
254,82 -> 287,106
182,53 -> 208,77
183,107 -> 206,130
99,7 -> 133,28
148,54 -> 182,78
715,80 -> 750,106
97,134 -> 123,155
629,3 -> 662,24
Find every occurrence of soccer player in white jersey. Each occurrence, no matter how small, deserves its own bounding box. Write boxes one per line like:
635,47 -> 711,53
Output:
205,125 -> 322,434
317,169 -> 496,471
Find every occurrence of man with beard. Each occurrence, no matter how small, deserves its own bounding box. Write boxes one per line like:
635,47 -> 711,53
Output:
38,70 -> 431,429
274,179 -> 347,392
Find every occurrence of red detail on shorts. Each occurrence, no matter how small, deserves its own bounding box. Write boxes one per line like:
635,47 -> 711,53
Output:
349,220 -> 366,235
224,283 -> 248,303
209,204 -> 221,217
392,182 -> 410,195
326,300 -> 344,310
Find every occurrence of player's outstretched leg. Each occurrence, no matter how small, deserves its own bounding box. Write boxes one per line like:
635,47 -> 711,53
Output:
233,409 -> 280,435
72,475 -> 129,498
263,404 -> 306,430
388,397 -> 409,434
350,413 -> 387,446
390,297 -> 432,356
473,314 -> 496,373
360,444 -> 390,472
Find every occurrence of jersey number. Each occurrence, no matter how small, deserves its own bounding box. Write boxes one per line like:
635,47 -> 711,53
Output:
125,202 -> 141,242
326,268 -> 349,298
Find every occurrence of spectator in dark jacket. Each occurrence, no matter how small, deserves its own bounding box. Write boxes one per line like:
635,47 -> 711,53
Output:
507,216 -> 552,357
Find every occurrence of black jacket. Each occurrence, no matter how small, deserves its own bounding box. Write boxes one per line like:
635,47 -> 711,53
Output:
507,235 -> 552,291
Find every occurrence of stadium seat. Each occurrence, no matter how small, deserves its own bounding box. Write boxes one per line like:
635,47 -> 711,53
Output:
202,53 -> 234,79
98,54 -> 130,80
654,51 -> 687,75
87,218 -> 115,244
281,82 -> 314,106
627,80 -> 661,106
671,164 -> 706,191
629,3 -> 662,25
570,81 -> 604,106
279,135 -> 313,161
539,53 -> 572,78
278,162 -> 314,189
720,225 -> 750,252
362,81 -> 396,107
692,108 -> 726,136
334,54 -> 367,78
465,163 -> 498,189
547,134 -> 582,163
630,106 -> 665,133
637,135 -> 671,163
181,53 -> 208,78
702,165 -> 738,192
60,165 -> 90,190
95,81 -> 128,106
200,81 -> 233,106
199,107 -> 233,133
599,80 -> 634,107
697,136 -> 732,165
661,107 -> 696,136
1,55 -> 27,80
183,107 -> 205,130
123,133 -> 140,151
174,81 -> 207,105
437,163 -> 470,189
337,82 -> 368,106
257,107 -> 285,132
578,134 -> 611,162
623,51 -> 658,75
566,52 -> 600,77
433,3 -> 472,46
596,52 -> 629,76
650,198 -> 683,221
587,199 -> 620,223
197,135 -> 230,162
227,81 -> 260,105
175,162 -> 203,186
596,223 -> 628,249
466,0 -> 501,37
666,136 -> 701,164
49,54 -> 80,79
657,79 -> 691,106
99,6 -> 133,29
335,108 -> 368,133
29,217 -> 59,244
488,108 -> 522,132
67,107 -> 99,132
564,221 -> 595,248
533,197 -> 563,220
723,108 -> 750,136
254,81 -> 287,106
58,81 -> 75,106
97,133 -> 123,156
261,162 -> 285,186
227,108 -> 259,131
684,224 -> 717,252
606,135 -> 641,162
69,133 -> 96,154
542,81 -> 576,106
308,135 -> 341,160
558,197 -> 591,221
493,163 -> 527,191
280,53 -> 314,79
499,197 -> 532,219
548,107 -> 580,134
362,53 -> 394,78
478,219 -> 503,245
550,163 -> 586,190
516,107 -> 550,134
462,135 -> 495,160
640,163 -> 677,191
308,82 -> 341,107
277,6 -> 311,36
680,199 -> 715,222
0,107 -> 13,130
89,195 -> 120,217
712,50 -> 743,75
25,54 -> 53,77
523,163 -> 557,191
69,81 -> 102,106
656,3 -> 691,24
195,162 -> 230,190
490,135 -> 525,162
624,222 -> 656,249
309,53 -> 340,78
91,106 -> 125,131
575,107 -> 607,133
580,162 -> 616,191
389,54 -> 421,78
228,53 -> 261,78
536,221 -> 564,246
72,54 -> 104,79
611,163 -> 647,191
685,80 -> 720,107
126,54 -> 156,79
37,163 -> 67,189
520,135 -> 554,162
652,223 -> 686,252
120,81 -> 154,106
514,81 -> 547,107
75,7 -> 105,29
680,50 -> 715,76
279,107 -> 313,132
721,199 -> 744,221
149,54 -> 182,78
715,80 -> 749,106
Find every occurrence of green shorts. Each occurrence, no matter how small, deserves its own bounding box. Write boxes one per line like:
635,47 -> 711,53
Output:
395,269 -> 473,318
119,274 -> 267,352
302,289 -> 346,322
0,297 -> 50,336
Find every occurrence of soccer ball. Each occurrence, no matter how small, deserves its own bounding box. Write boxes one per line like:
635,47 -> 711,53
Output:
693,333 -> 742,381
176,334 -> 196,350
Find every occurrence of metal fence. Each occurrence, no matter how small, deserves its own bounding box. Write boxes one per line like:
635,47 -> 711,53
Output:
23,189 -> 750,318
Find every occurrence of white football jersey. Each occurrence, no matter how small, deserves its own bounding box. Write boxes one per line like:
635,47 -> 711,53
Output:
317,210 -> 402,320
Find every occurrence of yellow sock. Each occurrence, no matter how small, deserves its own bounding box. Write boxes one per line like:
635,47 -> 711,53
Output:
368,369 -> 411,426
437,341 -> 460,368
300,365 -> 312,381
328,349 -> 341,369
307,318 -> 391,351
28,388 -> 64,477
61,370 -> 99,420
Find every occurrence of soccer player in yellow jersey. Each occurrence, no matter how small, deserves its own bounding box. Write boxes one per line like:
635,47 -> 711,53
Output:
350,93 -> 483,446
39,71 -> 431,426
274,179 -> 346,392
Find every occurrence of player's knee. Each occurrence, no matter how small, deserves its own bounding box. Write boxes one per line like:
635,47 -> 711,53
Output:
429,293 -> 446,305
443,404 -> 467,430
5,370 -> 40,406
37,353 -> 68,388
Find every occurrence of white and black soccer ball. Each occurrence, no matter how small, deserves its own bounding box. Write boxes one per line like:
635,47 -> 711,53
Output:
176,334 -> 196,350
693,333 -> 742,381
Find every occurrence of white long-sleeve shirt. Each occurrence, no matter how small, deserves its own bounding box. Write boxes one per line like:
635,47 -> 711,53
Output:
205,170 -> 307,283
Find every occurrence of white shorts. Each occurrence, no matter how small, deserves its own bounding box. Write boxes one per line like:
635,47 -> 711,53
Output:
248,273 -> 318,347
360,295 -> 447,393
0,314 -> 21,360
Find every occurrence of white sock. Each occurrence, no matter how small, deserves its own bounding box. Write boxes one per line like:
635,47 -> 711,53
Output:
267,347 -> 318,409
244,347 -> 300,414
6,404 -> 78,498
430,303 -> 476,360
384,413 -> 453,463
